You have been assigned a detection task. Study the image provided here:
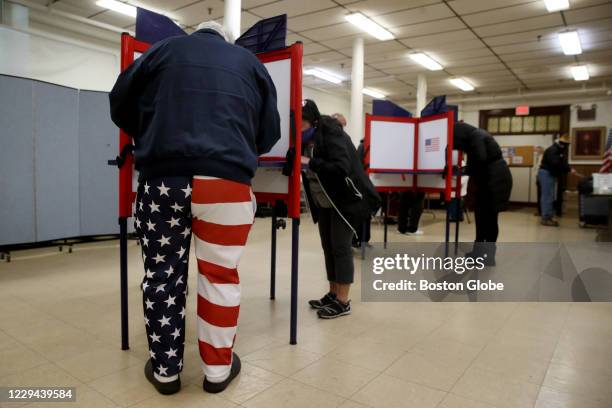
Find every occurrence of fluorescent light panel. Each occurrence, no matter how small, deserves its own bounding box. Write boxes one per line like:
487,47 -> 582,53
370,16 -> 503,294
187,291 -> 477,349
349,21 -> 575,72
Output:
96,0 -> 137,17
303,68 -> 343,84
544,0 -> 569,12
558,30 -> 582,55
409,53 -> 443,71
571,65 -> 589,81
362,88 -> 386,98
449,78 -> 475,91
345,13 -> 394,41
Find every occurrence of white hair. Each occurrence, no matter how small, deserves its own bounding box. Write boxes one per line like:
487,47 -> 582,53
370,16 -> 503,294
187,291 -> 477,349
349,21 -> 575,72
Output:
196,20 -> 230,42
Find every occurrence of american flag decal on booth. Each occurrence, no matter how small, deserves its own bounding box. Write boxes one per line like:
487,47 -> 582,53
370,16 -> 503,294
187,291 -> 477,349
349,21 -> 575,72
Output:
425,137 -> 440,152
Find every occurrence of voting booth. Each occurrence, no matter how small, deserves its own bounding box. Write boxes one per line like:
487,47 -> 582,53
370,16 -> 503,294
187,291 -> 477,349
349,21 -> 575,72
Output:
114,12 -> 303,349
364,111 -> 467,247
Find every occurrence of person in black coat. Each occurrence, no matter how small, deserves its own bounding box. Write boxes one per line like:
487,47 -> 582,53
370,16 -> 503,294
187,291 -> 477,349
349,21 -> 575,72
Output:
453,122 -> 512,264
538,135 -> 575,226
301,100 -> 380,318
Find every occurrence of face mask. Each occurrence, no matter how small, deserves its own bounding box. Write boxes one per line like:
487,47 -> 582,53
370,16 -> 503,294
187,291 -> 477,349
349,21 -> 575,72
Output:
302,127 -> 316,144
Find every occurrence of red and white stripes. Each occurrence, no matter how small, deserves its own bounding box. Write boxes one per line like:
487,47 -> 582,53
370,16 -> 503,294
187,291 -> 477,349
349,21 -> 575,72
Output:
191,176 -> 255,383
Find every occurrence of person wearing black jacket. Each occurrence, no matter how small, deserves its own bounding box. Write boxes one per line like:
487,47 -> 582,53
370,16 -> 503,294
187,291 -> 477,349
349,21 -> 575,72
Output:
301,100 -> 380,319
453,122 -> 513,264
538,135 -> 576,226
109,21 -> 280,395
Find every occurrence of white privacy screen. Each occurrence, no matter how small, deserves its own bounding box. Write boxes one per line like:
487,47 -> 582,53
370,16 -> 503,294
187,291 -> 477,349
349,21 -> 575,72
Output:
418,118 -> 448,171
260,58 -> 291,159
369,120 -> 415,170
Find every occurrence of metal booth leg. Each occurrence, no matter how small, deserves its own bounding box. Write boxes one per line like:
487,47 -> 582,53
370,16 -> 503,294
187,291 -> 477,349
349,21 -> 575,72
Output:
270,206 -> 277,300
289,218 -> 299,345
119,217 -> 129,350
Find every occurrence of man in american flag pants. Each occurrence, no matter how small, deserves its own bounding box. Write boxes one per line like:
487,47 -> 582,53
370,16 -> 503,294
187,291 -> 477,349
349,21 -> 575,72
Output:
109,20 -> 280,395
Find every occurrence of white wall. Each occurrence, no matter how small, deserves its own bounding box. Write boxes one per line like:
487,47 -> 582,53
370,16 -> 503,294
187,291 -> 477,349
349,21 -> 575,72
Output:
459,97 -> 612,165
0,25 -> 119,91
458,96 -> 612,200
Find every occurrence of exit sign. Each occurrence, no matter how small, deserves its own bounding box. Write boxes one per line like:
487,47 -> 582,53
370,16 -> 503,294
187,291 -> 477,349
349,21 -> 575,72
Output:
515,105 -> 530,115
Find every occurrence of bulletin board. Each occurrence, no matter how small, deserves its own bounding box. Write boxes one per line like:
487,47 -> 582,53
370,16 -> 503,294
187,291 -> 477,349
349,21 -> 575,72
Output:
501,145 -> 534,167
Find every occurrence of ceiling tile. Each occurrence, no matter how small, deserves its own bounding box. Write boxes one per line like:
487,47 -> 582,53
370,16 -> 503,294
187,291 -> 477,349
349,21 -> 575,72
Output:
371,3 -> 454,28
462,1 -> 548,27
299,22 -> 368,41
345,0 -> 441,16
445,0 -> 536,15
392,17 -> 466,39
249,0 -> 337,18
564,3 -> 612,25
287,7 -> 347,31
473,14 -> 564,37
492,38 -> 559,54
171,0 -> 225,27
400,29 -> 478,49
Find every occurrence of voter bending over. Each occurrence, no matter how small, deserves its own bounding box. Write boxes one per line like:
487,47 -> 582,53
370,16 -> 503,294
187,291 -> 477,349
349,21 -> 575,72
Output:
453,122 -> 513,265
301,99 -> 380,319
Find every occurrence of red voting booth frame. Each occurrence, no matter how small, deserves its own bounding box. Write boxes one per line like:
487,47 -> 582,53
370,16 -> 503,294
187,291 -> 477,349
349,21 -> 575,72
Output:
363,111 -> 464,251
116,33 -> 303,350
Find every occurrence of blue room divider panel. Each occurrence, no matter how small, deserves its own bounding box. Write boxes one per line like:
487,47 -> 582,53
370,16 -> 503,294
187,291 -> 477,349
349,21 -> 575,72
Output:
33,82 -> 80,242
78,90 -> 119,236
0,76 -> 36,246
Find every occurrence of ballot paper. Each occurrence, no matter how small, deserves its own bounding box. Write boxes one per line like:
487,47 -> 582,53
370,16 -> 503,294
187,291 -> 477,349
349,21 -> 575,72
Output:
593,173 -> 612,192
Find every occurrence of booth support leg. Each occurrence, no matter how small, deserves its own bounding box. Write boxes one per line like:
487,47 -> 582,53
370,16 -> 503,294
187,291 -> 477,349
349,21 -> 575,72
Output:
289,218 -> 299,345
444,206 -> 451,257
454,217 -> 460,255
119,217 -> 129,350
270,208 -> 277,300
384,195 -> 390,250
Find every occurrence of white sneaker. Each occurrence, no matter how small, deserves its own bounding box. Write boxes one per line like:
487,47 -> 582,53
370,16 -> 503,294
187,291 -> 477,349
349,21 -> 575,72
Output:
404,229 -> 424,235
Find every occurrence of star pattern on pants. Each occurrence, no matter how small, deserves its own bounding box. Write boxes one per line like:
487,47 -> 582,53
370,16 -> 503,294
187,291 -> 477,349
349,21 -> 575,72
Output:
134,177 -> 193,379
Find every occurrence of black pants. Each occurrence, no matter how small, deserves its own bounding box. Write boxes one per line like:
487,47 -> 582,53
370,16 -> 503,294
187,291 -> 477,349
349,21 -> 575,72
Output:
398,191 -> 425,233
317,208 -> 354,284
474,199 -> 499,242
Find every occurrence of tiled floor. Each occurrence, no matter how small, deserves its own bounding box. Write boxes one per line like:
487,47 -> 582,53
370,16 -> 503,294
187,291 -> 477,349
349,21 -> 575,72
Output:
1,208 -> 611,408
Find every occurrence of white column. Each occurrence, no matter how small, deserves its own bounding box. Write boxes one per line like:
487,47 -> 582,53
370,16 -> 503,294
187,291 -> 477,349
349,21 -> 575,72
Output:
350,36 -> 364,145
223,0 -> 241,43
416,73 -> 427,117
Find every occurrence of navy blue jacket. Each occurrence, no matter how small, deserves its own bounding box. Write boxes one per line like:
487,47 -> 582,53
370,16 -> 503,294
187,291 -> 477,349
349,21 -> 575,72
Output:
109,29 -> 280,184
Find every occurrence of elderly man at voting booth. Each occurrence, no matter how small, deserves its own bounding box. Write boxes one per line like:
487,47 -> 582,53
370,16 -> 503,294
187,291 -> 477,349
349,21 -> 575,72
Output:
109,18 -> 280,395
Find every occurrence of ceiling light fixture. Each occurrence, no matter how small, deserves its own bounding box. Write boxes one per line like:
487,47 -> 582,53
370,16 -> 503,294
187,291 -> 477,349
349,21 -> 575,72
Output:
571,65 -> 589,81
449,78 -> 475,91
544,0 -> 569,12
409,53 -> 443,71
96,0 -> 137,17
558,30 -> 582,55
362,88 -> 386,98
303,68 -> 344,84
345,13 -> 395,41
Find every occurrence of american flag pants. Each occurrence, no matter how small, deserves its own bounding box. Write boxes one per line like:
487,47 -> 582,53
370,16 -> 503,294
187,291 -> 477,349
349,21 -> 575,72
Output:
134,175 -> 255,383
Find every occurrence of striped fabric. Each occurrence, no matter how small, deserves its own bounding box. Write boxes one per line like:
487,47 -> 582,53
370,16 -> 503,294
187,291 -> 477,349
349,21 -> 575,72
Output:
191,176 -> 255,382
134,175 -> 254,384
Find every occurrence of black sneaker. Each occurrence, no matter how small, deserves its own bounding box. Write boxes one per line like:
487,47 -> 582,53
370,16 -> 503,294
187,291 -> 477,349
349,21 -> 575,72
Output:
317,299 -> 351,319
203,352 -> 241,394
308,292 -> 336,309
144,359 -> 181,395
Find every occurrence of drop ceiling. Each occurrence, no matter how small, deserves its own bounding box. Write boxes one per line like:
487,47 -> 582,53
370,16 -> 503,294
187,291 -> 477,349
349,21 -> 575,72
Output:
25,0 -> 612,105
